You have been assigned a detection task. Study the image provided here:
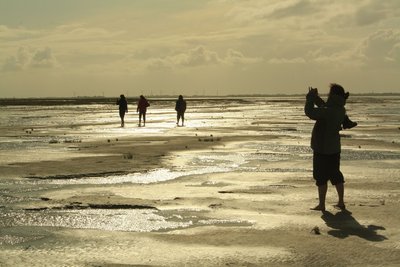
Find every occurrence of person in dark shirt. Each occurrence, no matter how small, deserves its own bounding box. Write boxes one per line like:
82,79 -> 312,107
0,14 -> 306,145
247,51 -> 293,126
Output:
137,95 -> 150,127
175,95 -> 187,126
116,94 -> 128,127
313,89 -> 357,130
305,84 -> 349,211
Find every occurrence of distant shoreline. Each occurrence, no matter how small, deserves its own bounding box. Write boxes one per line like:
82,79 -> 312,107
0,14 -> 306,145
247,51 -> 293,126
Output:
0,93 -> 399,106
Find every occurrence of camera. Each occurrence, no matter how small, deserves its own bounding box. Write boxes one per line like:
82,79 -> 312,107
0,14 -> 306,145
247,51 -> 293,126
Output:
308,86 -> 318,94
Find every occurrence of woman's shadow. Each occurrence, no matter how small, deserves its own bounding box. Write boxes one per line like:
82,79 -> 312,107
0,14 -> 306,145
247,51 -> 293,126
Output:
321,210 -> 387,241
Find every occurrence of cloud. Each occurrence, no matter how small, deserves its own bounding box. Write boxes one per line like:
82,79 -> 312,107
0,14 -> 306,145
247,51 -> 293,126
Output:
2,47 -> 58,72
354,7 -> 387,26
175,46 -> 221,67
354,0 -> 400,26
0,24 -> 9,37
146,58 -> 171,71
144,46 -> 220,70
2,47 -> 31,71
53,24 -> 123,41
388,43 -> 400,62
30,47 -> 57,68
307,28 -> 400,68
225,0 -> 323,26
0,24 -> 39,40
357,29 -> 400,65
144,46 -> 260,70
269,0 -> 317,19
224,49 -> 262,64
268,57 -> 306,64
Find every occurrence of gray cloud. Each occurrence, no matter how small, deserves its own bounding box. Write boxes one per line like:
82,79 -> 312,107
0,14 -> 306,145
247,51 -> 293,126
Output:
177,46 -> 221,67
146,58 -> 171,71
225,0 -> 323,26
144,46 -> 220,70
268,57 -> 306,64
145,46 -> 260,70
224,49 -> 262,65
30,47 -> 57,68
53,24 -> 124,41
355,0 -> 400,26
269,0 -> 317,19
357,29 -> 400,65
1,1 -> 399,96
2,47 -> 58,72
0,25 -> 39,40
2,47 -> 31,71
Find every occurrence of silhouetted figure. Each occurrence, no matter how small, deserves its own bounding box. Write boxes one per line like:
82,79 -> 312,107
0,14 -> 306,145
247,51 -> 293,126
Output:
175,95 -> 187,126
314,91 -> 357,130
116,94 -> 128,127
305,84 -> 348,212
137,95 -> 150,127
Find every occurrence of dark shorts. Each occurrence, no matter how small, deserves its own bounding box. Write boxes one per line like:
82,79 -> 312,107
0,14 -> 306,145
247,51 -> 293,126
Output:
313,152 -> 344,186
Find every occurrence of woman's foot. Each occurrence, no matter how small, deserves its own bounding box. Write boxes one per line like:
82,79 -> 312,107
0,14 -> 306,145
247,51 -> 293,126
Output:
310,205 -> 325,211
334,203 -> 346,210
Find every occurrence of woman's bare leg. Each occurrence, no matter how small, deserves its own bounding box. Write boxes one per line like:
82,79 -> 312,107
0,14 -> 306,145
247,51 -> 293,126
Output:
311,184 -> 327,211
334,183 -> 345,209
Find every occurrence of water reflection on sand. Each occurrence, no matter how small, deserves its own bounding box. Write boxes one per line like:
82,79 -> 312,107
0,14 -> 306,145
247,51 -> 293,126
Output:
0,96 -> 399,235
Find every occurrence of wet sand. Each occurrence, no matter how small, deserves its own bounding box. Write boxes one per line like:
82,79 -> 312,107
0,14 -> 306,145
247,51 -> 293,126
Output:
1,96 -> 400,266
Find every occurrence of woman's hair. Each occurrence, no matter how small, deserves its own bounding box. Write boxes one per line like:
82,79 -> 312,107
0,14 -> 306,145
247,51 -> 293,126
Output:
329,83 -> 346,98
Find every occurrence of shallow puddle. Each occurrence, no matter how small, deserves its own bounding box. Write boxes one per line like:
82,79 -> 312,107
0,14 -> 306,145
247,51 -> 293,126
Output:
0,208 -> 251,234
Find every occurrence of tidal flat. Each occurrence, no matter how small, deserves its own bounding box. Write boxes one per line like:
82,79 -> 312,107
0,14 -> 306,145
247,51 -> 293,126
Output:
1,96 -> 399,266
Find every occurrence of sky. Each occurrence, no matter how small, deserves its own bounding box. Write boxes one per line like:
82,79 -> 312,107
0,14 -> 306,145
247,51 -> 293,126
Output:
0,0 -> 399,97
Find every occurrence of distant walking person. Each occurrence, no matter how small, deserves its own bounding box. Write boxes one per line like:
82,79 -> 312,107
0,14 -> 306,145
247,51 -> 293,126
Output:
137,95 -> 150,127
175,95 -> 187,126
116,94 -> 128,127
305,84 -> 348,212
